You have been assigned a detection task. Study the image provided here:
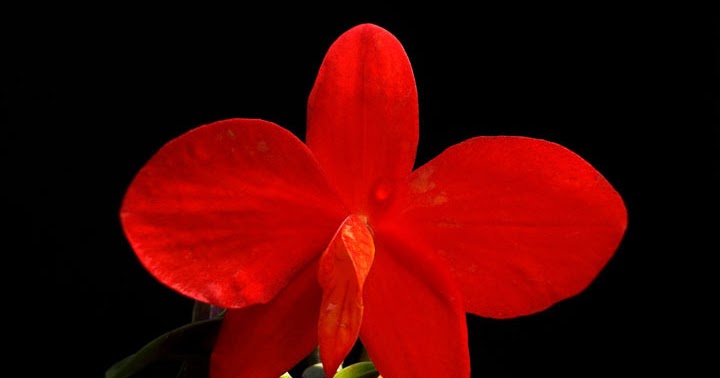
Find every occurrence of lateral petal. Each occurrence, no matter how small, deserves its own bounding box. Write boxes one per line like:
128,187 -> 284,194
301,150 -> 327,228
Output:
121,118 -> 346,308
360,226 -> 470,378
210,263 -> 321,378
395,136 -> 627,318
307,24 -> 419,215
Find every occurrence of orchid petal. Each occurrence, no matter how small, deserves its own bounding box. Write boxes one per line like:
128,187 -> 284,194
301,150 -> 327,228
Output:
360,226 -> 470,378
395,136 -> 627,318
318,215 -> 375,377
307,23 -> 419,216
211,263 -> 321,378
121,119 -> 346,308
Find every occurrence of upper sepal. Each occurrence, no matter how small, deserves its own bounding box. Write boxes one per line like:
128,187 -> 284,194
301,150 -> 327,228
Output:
307,24 -> 419,216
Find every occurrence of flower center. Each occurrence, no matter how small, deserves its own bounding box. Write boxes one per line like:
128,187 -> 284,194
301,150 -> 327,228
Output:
317,214 -> 375,376
372,179 -> 393,203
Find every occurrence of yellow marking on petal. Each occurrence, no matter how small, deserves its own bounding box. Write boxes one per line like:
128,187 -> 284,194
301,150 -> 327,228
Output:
256,140 -> 269,152
410,167 -> 436,194
318,214 -> 375,377
432,192 -> 449,205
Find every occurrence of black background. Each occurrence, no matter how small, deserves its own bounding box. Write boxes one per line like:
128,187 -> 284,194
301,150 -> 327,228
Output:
6,5 -> 717,378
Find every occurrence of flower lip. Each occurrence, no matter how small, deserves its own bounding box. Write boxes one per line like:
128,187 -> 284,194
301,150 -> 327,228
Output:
317,214 -> 376,377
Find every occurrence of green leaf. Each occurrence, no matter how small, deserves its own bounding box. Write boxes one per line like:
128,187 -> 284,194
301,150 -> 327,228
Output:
334,361 -> 379,378
191,301 -> 225,322
279,373 -> 293,378
105,318 -> 223,378
175,360 -> 211,378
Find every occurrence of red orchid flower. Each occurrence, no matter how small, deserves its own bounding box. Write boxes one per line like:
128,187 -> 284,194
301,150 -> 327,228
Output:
120,24 -> 627,378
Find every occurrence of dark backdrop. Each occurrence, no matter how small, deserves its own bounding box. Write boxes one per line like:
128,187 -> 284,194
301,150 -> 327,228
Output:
6,6 -> 716,378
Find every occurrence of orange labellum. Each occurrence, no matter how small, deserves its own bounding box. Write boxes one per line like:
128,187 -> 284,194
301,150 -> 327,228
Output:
317,214 -> 375,377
